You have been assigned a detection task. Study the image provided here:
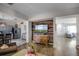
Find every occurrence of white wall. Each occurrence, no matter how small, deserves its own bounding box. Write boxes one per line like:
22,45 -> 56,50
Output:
29,13 -> 53,21
26,21 -> 32,43
76,15 -> 79,46
56,17 -> 76,24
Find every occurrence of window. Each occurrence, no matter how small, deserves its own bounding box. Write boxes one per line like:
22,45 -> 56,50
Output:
35,25 -> 48,30
67,25 -> 76,33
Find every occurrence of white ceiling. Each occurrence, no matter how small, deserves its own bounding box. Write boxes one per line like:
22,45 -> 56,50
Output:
1,3 -> 79,19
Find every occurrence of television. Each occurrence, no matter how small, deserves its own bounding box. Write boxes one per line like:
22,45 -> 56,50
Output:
34,24 -> 48,33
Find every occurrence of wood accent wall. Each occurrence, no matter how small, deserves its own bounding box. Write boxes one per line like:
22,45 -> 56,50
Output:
47,20 -> 53,43
32,20 -> 53,43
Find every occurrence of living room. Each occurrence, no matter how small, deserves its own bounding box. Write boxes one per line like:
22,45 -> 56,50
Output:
0,3 -> 79,56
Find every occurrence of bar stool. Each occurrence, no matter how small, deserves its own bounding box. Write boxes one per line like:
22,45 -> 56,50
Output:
4,34 -> 12,44
0,34 -> 4,44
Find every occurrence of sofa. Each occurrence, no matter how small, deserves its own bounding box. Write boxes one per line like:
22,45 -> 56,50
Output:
0,43 -> 17,55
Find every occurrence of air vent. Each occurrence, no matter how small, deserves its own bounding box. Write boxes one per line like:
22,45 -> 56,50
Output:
8,3 -> 14,6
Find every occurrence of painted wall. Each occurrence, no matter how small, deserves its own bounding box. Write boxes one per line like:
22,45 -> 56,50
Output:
29,13 -> 53,21
26,21 -> 32,43
17,21 -> 26,39
76,15 -> 79,46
